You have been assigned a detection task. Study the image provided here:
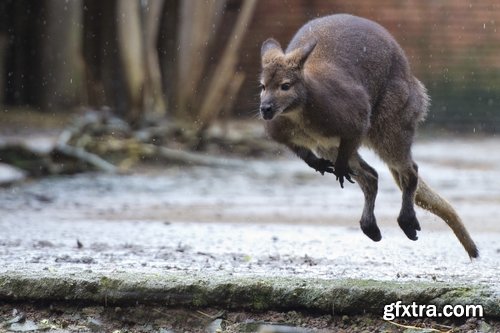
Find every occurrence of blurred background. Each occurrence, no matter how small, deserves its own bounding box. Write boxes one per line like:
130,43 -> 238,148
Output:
1,0 -> 499,135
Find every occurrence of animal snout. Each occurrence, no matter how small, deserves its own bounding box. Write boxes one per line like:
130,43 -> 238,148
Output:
260,103 -> 274,120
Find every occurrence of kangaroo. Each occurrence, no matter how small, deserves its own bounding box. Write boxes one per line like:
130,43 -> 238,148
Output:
259,14 -> 479,258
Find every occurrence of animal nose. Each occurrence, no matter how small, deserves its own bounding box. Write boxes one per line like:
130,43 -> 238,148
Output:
260,104 -> 274,120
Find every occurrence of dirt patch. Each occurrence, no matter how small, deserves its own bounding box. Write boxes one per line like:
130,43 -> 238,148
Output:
1,303 -> 498,333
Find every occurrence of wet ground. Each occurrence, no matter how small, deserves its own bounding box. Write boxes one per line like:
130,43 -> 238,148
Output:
1,136 -> 500,331
1,137 -> 499,282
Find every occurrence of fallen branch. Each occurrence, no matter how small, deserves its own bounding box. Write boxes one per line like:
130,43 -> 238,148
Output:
53,144 -> 117,173
146,144 -> 246,169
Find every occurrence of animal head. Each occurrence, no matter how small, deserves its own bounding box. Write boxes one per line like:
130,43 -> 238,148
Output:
259,38 -> 317,120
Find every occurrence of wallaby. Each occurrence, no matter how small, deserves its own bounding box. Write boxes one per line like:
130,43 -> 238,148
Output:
259,14 -> 479,258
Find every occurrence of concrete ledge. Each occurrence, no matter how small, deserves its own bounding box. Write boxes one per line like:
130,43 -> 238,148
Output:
0,270 -> 498,318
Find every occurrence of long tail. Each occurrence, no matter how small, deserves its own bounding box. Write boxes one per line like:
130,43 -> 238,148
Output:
415,177 -> 479,259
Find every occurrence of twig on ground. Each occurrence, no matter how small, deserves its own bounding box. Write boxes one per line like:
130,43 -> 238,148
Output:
386,320 -> 451,332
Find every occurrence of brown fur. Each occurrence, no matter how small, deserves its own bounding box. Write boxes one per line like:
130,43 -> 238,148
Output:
259,14 -> 478,258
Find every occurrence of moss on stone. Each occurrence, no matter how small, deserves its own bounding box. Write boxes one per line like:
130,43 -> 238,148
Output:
0,270 -> 497,318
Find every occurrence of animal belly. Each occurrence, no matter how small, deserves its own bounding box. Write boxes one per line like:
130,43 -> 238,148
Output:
282,111 -> 340,158
289,127 -> 340,158
312,133 -> 340,150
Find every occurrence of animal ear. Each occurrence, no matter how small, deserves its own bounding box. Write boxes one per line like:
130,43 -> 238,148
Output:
261,38 -> 284,67
289,39 -> 317,68
261,38 -> 283,58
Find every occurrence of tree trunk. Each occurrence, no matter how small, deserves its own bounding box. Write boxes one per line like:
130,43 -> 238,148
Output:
82,0 -> 129,118
142,0 -> 167,118
116,0 -> 146,125
82,0 -> 107,108
195,0 -> 258,133
176,0 -> 227,120
158,0 -> 180,115
40,0 -> 83,110
82,0 -> 127,113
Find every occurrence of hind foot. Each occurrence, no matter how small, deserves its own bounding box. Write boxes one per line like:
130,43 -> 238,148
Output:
397,213 -> 421,241
360,216 -> 382,242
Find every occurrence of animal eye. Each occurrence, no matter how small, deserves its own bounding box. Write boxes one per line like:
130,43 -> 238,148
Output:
259,83 -> 265,91
281,83 -> 291,91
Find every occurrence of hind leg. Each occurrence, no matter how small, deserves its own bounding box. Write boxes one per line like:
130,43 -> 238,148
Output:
370,119 -> 421,241
389,163 -> 421,240
369,137 -> 421,240
350,153 -> 381,241
369,75 -> 426,240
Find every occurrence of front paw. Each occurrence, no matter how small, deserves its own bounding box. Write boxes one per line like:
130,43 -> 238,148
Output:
333,163 -> 355,188
313,158 -> 335,175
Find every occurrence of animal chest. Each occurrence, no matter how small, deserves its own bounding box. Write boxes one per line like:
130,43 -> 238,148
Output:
283,111 -> 340,154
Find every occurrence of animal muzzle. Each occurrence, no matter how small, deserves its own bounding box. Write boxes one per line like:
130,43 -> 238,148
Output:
260,103 -> 275,120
